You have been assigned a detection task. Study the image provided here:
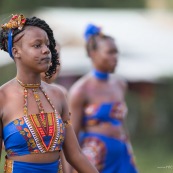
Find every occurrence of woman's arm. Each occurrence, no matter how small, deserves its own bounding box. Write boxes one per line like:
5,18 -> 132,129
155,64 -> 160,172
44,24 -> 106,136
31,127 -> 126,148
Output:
63,125 -> 98,173
60,89 -> 98,173
60,150 -> 72,173
0,90 -> 4,162
68,84 -> 85,136
0,119 -> 2,162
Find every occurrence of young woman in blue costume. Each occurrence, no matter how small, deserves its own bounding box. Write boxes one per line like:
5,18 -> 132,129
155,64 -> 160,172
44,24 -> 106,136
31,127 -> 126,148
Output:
69,24 -> 139,173
0,14 -> 99,173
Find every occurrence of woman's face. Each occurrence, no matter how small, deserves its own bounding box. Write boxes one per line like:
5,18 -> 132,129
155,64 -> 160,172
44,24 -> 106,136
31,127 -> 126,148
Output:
93,39 -> 118,73
13,26 -> 51,73
40,44 -> 60,84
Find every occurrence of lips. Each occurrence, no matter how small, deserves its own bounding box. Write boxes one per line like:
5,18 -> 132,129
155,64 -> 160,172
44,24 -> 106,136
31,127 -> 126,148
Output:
41,57 -> 51,63
111,61 -> 117,66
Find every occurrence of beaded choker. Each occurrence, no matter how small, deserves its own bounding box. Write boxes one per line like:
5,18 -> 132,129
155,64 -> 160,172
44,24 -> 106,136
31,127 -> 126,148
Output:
16,77 -> 41,88
92,69 -> 109,80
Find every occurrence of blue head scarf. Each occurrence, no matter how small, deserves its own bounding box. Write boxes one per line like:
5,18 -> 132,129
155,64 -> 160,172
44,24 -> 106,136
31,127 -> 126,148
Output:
8,29 -> 13,58
84,24 -> 101,41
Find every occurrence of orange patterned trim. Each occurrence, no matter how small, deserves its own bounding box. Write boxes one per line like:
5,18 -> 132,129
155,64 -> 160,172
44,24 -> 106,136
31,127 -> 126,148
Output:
4,158 -> 13,173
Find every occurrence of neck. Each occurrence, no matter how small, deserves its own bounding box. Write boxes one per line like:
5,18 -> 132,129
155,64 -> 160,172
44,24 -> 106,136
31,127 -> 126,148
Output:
16,71 -> 41,84
92,69 -> 109,80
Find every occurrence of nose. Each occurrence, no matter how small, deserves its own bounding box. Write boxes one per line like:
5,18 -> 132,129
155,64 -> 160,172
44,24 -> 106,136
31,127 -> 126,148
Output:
42,45 -> 50,55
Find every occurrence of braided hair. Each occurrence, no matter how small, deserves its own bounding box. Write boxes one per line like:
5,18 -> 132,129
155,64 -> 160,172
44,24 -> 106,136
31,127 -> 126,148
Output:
84,24 -> 114,57
0,16 -> 59,79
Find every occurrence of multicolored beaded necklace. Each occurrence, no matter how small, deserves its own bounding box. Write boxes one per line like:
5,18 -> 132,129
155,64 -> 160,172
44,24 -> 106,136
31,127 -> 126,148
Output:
16,77 -> 71,128
16,77 -> 57,129
16,77 -> 41,88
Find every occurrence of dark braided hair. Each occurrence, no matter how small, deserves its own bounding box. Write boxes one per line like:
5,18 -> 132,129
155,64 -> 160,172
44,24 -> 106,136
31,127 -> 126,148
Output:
0,16 -> 59,79
86,34 -> 114,57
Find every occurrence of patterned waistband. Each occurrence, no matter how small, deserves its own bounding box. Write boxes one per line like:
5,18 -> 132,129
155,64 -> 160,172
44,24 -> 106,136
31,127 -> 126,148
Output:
4,157 -> 62,173
4,157 -> 13,173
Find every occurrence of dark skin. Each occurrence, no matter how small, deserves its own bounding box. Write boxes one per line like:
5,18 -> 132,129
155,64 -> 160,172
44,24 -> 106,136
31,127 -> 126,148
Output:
41,44 -> 71,173
40,44 -> 67,96
0,26 -> 98,173
69,38 -> 131,145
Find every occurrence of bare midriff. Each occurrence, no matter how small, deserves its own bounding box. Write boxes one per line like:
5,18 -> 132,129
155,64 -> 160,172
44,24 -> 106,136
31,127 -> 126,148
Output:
8,151 -> 60,163
84,122 -> 126,140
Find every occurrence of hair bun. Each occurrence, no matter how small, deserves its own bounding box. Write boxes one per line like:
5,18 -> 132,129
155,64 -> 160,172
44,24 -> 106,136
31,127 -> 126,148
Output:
84,24 -> 101,41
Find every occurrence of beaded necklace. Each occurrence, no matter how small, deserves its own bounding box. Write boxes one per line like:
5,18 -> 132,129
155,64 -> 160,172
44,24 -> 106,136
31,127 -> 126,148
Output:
16,77 -> 57,123
16,77 -> 41,88
16,77 -> 71,129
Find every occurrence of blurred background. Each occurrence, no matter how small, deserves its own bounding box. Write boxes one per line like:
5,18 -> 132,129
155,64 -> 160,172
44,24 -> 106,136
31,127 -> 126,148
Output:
0,0 -> 173,172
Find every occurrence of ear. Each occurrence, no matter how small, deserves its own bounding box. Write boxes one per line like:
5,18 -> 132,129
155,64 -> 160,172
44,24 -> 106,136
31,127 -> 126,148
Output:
89,49 -> 97,60
12,46 -> 21,59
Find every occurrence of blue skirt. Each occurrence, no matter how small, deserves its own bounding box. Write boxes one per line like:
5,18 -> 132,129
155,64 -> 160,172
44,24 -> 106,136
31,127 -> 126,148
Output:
79,132 -> 138,173
4,158 -> 61,173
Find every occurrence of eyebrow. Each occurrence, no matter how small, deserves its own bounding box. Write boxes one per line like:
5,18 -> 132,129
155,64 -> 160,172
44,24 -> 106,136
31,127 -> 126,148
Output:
30,38 -> 50,44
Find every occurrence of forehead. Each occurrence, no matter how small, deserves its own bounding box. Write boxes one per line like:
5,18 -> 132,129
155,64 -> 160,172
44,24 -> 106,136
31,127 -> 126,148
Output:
22,26 -> 49,41
98,38 -> 116,49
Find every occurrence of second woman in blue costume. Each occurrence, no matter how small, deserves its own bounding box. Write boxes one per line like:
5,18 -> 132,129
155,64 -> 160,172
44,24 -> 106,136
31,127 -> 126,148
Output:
69,24 -> 139,173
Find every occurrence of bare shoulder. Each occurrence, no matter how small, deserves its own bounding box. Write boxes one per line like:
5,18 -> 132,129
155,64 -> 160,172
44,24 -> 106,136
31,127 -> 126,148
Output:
42,81 -> 65,100
0,79 -> 15,97
69,74 -> 90,99
51,83 -> 67,96
111,75 -> 128,91
0,80 -> 15,118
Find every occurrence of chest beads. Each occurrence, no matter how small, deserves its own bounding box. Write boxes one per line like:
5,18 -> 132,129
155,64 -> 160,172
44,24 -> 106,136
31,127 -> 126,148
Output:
16,77 -> 57,125
16,77 -> 71,128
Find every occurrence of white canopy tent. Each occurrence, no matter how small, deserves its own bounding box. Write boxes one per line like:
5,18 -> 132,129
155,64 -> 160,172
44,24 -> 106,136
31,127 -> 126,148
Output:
0,8 -> 173,82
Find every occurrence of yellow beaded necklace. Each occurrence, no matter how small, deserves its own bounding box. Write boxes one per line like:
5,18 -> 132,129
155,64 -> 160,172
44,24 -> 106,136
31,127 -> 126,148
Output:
16,77 -> 41,88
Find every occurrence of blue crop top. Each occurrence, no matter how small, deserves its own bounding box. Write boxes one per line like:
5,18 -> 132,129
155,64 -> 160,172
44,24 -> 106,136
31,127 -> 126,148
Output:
3,86 -> 65,157
83,102 -> 127,126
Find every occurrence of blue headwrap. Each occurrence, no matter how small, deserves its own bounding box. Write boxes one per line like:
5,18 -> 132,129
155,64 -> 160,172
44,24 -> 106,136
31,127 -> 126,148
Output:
8,29 -> 13,59
84,24 -> 101,41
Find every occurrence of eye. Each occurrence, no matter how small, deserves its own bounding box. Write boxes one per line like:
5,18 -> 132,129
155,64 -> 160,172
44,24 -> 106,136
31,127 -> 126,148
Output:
34,44 -> 41,48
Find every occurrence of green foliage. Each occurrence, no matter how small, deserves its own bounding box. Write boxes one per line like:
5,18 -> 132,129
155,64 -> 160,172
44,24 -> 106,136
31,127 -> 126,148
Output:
0,63 -> 16,86
126,80 -> 173,146
0,0 -> 145,14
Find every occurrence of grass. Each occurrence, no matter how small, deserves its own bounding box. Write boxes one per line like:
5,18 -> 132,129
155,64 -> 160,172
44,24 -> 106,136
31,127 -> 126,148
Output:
1,140 -> 172,173
0,150 -> 5,172
133,139 -> 173,173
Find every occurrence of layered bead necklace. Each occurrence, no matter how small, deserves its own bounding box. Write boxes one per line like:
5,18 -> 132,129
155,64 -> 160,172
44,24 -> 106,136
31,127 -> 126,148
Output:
16,77 -> 41,88
16,77 -> 57,130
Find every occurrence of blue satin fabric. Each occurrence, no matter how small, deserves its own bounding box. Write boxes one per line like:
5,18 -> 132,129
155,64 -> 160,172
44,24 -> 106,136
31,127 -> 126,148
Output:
80,132 -> 138,173
81,102 -> 138,172
83,102 -> 123,126
4,158 -> 60,173
3,113 -> 65,157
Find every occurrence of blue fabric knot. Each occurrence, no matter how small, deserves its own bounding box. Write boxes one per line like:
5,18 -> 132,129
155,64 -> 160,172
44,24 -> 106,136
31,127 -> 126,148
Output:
84,24 -> 101,41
